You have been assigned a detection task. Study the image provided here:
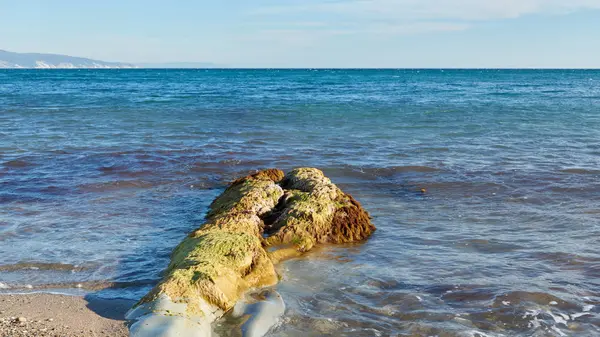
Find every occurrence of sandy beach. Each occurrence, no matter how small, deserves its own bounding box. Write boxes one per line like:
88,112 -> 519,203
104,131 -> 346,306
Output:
0,293 -> 131,337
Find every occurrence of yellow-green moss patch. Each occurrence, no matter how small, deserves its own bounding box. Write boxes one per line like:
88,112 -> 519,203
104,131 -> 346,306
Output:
265,168 -> 375,252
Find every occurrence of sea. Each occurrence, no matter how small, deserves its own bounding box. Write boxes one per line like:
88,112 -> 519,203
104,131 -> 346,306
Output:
1,69 -> 599,336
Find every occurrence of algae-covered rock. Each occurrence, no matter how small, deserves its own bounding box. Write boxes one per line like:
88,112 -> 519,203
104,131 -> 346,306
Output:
129,168 -> 375,337
265,168 -> 375,252
137,170 -> 284,316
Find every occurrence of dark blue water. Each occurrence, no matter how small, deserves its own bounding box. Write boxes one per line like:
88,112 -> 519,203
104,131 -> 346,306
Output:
1,69 -> 600,336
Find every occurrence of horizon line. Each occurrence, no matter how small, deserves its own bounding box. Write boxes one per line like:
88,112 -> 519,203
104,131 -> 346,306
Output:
2,67 -> 600,70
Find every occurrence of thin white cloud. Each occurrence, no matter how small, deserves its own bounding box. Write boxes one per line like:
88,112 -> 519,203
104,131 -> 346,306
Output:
238,0 -> 600,64
244,0 -> 600,45
251,0 -> 600,21
239,21 -> 469,48
237,27 -> 351,50
364,22 -> 470,34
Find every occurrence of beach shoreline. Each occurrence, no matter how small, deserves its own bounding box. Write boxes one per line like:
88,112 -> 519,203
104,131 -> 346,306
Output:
0,293 -> 131,337
3,69 -> 600,335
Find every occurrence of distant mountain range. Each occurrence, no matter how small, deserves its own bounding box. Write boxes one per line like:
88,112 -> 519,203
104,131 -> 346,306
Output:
0,50 -> 220,69
0,50 -> 136,69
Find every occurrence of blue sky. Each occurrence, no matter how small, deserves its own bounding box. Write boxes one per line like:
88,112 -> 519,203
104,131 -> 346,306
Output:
1,0 -> 599,67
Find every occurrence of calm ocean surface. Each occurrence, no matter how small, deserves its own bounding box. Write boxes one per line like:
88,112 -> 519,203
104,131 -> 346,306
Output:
1,69 -> 599,336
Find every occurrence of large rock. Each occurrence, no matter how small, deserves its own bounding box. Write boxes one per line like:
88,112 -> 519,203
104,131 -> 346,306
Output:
127,168 -> 375,337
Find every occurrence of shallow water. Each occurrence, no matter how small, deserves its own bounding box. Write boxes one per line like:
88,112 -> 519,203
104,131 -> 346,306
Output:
1,69 -> 599,336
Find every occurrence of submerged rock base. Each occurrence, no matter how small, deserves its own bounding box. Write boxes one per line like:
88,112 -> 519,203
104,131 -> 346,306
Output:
127,168 -> 375,337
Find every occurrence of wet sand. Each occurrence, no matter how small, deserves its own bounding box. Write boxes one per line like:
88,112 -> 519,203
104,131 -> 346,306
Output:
0,293 -> 131,337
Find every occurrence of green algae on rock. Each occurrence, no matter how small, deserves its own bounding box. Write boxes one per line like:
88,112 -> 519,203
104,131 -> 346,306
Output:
265,168 -> 375,252
137,170 -> 284,316
128,168 -> 375,337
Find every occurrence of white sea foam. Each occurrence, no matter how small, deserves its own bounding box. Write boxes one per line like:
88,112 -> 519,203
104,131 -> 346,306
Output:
521,304 -> 597,337
128,290 -> 285,337
236,290 -> 285,337
570,312 -> 592,319
547,312 -> 568,326
464,330 -> 503,337
454,316 -> 474,327
583,304 -> 594,312
524,309 -> 542,329
126,294 -> 220,337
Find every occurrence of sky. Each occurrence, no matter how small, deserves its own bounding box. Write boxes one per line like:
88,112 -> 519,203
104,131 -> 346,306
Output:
1,0 -> 600,68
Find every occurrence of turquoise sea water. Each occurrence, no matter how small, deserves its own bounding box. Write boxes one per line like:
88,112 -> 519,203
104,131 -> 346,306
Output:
1,69 -> 599,336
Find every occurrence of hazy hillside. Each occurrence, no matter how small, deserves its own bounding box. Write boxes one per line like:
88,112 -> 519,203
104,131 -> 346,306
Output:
0,50 -> 136,69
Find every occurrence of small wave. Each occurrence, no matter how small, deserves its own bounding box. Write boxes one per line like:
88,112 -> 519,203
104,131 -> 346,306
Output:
189,160 -> 272,178
98,165 -> 128,173
328,165 -> 444,180
454,239 -> 524,254
245,139 -> 269,145
415,147 -> 451,153
99,165 -> 154,178
560,168 -> 600,175
540,89 -> 567,94
3,159 -> 35,168
487,92 -> 524,96
137,98 -> 178,103
77,179 -> 157,192
423,181 -> 507,195
549,186 -> 600,194
9,184 -> 71,196
525,251 -> 600,268
441,286 -> 497,303
85,149 -> 194,163
0,193 -> 46,204
0,262 -> 89,272
384,165 -> 442,173
493,291 -> 578,310
0,279 -> 157,292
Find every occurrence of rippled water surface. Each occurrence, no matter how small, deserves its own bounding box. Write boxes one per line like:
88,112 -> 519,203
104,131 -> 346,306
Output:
1,69 -> 600,336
